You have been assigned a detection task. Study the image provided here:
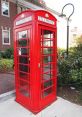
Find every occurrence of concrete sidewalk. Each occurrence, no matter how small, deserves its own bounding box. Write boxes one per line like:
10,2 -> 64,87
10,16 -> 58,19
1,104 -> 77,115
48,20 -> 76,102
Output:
0,97 -> 82,117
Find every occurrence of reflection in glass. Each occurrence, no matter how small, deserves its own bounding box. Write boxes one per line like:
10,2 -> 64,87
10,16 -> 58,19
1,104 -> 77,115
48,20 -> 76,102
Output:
2,1 -> 9,16
18,48 -> 29,55
18,30 -> 27,39
17,29 -> 30,98
41,29 -> 54,98
43,88 -> 52,97
3,30 -> 10,44
19,80 -> 29,97
19,56 -> 30,64
43,30 -> 53,39
19,64 -> 30,72
43,40 -> 53,47
42,48 -> 53,54
19,72 -> 29,80
18,40 -> 27,47
44,80 -> 53,88
43,56 -> 52,63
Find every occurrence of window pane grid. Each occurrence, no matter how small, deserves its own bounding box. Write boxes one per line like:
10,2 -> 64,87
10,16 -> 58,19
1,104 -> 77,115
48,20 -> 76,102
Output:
41,85 -> 54,92
18,63 -> 30,66
17,55 -> 29,57
19,70 -> 30,75
2,30 -> 10,45
16,29 -> 30,98
19,80 -> 30,97
41,78 -> 55,83
41,29 -> 55,98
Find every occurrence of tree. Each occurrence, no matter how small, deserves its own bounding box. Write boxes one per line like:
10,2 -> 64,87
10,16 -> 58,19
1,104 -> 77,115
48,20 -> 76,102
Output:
74,35 -> 82,46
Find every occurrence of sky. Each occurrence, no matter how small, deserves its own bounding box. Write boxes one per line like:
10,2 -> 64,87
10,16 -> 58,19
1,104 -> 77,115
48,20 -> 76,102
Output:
44,0 -> 82,30
44,0 -> 82,48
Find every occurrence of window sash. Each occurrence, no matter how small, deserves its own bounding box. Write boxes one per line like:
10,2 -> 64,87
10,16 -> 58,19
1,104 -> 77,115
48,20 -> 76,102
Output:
1,0 -> 10,17
2,29 -> 10,45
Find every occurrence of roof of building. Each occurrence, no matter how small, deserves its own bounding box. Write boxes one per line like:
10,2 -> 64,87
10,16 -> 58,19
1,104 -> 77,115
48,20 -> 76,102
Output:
25,0 -> 46,8
15,0 -> 61,17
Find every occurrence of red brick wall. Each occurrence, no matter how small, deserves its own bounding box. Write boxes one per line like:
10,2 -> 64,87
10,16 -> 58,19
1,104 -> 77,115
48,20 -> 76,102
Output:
0,1 -> 17,51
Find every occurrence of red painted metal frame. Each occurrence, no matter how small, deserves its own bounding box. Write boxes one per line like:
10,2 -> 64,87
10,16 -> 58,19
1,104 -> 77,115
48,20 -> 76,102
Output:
14,10 -> 57,114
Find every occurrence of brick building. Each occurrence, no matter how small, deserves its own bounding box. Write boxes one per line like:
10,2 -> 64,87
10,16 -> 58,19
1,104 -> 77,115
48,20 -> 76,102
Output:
0,0 -> 47,51
0,0 -> 60,51
0,0 -> 16,50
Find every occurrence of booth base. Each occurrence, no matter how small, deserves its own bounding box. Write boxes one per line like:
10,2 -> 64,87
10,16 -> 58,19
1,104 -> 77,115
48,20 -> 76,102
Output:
15,97 -> 57,114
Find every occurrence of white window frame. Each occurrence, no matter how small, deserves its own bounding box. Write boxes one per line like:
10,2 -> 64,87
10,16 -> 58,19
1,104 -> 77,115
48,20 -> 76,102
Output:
1,0 -> 10,17
2,29 -> 10,45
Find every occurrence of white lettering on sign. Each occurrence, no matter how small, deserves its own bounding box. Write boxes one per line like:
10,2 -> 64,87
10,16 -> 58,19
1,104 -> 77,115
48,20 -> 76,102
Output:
38,16 -> 55,25
16,16 -> 32,26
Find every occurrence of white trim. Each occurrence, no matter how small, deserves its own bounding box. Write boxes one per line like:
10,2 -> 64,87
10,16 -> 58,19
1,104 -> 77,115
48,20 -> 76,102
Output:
2,29 -> 11,45
38,16 -> 55,25
1,0 -> 10,17
16,16 -> 32,25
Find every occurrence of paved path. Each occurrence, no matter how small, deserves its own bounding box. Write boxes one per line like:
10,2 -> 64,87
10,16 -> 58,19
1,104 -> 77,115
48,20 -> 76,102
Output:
0,97 -> 82,117
0,72 -> 15,94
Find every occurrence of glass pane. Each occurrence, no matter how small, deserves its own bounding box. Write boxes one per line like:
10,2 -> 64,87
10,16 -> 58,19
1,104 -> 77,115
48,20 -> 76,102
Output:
16,29 -> 31,98
19,56 -> 30,64
18,48 -> 29,55
43,64 -> 53,69
42,71 -> 53,80
18,40 -> 27,47
43,74 -> 50,80
43,30 -> 52,38
17,6 -> 22,14
41,29 -> 55,98
43,56 -> 52,63
18,30 -> 27,39
2,2 -> 9,16
41,40 -> 53,47
44,80 -> 53,88
19,64 -> 30,72
19,72 -> 29,81
42,48 -> 53,54
19,80 -> 29,97
43,88 -> 52,97
3,30 -> 9,44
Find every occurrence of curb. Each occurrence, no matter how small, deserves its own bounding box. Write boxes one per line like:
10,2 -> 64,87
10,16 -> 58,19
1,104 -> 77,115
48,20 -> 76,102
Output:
0,90 -> 16,103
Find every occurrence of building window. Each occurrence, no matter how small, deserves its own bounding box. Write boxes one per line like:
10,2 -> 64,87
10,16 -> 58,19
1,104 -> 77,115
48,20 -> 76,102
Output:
17,6 -> 22,14
2,29 -> 10,45
1,0 -> 10,17
17,5 -> 28,14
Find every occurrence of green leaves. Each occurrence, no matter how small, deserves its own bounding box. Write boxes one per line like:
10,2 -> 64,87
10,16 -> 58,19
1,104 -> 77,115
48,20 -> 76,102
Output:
58,44 -> 82,88
0,59 -> 13,72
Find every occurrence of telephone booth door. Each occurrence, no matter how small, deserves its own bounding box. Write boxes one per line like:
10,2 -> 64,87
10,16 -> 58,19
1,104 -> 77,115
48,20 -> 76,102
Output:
14,26 -> 32,106
38,25 -> 57,106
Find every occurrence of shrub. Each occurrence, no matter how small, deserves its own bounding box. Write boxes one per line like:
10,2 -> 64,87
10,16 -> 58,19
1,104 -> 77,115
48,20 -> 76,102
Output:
58,45 -> 82,88
0,59 -> 13,72
79,91 -> 82,101
0,51 -> 2,59
2,48 -> 14,59
58,58 -> 71,86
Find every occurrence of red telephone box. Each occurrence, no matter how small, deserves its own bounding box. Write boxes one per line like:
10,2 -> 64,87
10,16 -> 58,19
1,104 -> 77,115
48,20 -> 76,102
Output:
14,10 -> 57,114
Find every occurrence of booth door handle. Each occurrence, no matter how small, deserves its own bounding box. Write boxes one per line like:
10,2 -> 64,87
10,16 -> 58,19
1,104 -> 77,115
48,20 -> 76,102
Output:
38,63 -> 41,68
